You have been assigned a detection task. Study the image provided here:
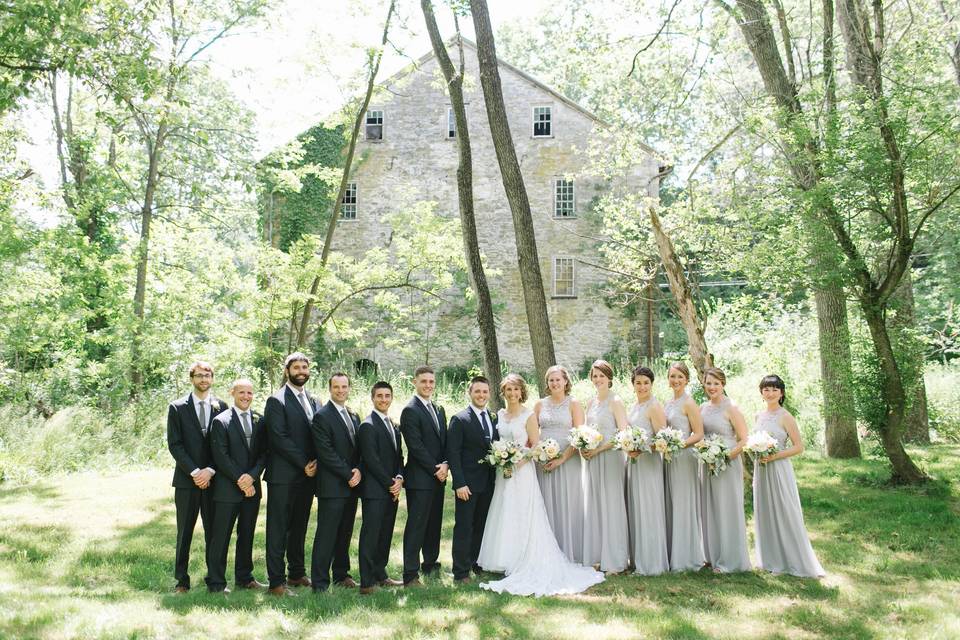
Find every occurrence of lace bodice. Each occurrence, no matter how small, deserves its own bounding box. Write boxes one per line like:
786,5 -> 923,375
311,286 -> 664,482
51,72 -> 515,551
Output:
701,397 -> 736,447
628,399 -> 655,438
538,396 -> 573,440
498,408 -> 532,445
586,395 -> 618,437
665,393 -> 692,437
754,408 -> 790,447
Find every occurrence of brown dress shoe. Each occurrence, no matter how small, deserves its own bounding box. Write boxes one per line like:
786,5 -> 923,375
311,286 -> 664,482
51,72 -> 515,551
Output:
287,576 -> 312,588
237,579 -> 266,590
335,577 -> 358,588
403,579 -> 423,588
455,577 -> 471,584
378,578 -> 403,587
174,586 -> 189,594
359,585 -> 379,595
268,585 -> 297,597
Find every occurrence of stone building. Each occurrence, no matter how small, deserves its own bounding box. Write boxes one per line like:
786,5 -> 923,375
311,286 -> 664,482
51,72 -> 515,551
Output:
278,39 -> 662,373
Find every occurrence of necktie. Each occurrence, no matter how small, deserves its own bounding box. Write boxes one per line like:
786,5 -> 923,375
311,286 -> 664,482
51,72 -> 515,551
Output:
241,411 -> 253,447
340,407 -> 355,443
199,401 -> 207,435
384,416 -> 397,450
480,410 -> 492,442
427,401 -> 440,435
298,392 -> 313,420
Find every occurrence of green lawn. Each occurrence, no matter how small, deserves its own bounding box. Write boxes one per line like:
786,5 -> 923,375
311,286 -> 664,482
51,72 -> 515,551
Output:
0,447 -> 957,639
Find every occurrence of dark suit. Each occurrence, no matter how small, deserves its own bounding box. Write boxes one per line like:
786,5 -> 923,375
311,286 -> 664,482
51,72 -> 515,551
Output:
400,396 -> 447,583
446,406 -> 499,580
207,407 -> 266,591
310,400 -> 361,591
263,384 -> 318,588
167,393 -> 228,589
357,412 -> 403,588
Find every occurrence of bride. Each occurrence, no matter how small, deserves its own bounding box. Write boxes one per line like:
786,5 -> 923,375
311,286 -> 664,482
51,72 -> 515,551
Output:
477,373 -> 604,596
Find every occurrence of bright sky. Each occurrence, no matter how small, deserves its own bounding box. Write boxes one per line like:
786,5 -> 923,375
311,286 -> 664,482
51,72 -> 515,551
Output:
210,0 -> 555,154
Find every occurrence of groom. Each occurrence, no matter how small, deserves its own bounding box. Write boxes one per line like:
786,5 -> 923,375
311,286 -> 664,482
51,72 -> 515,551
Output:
446,375 -> 499,584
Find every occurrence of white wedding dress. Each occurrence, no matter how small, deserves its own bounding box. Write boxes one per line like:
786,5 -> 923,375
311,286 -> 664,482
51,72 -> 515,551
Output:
477,408 -> 605,596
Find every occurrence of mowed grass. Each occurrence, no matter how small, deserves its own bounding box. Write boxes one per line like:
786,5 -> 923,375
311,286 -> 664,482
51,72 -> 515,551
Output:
0,447 -> 957,640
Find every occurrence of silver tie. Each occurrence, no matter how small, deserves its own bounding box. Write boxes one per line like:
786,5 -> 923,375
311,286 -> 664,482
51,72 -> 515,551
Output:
385,416 -> 397,450
427,402 -> 440,434
340,408 -> 355,443
199,401 -> 207,435
241,411 -> 253,447
298,392 -> 313,420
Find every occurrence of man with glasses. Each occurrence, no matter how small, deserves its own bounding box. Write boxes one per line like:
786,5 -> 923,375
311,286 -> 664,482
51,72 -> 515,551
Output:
166,360 -> 228,593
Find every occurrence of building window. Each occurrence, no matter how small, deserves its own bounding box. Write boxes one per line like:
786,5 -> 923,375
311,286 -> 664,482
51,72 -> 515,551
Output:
553,257 -> 575,297
554,179 -> 575,218
340,182 -> 357,220
533,106 -> 552,137
365,110 -> 383,141
447,107 -> 456,139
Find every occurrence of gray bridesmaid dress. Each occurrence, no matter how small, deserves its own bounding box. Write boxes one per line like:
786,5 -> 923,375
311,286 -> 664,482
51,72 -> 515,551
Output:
625,400 -> 669,575
752,409 -> 825,577
663,393 -> 706,571
581,396 -> 630,572
536,396 -> 584,563
699,398 -> 751,572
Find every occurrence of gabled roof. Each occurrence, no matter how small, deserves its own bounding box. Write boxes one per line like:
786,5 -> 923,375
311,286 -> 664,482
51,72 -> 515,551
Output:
378,36 -> 660,159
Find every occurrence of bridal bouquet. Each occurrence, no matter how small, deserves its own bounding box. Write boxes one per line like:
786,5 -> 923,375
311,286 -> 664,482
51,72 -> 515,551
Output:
529,438 -> 563,466
652,427 -> 685,462
693,434 -> 730,476
612,428 -> 651,462
482,440 -> 528,478
568,424 -> 604,453
743,430 -> 779,461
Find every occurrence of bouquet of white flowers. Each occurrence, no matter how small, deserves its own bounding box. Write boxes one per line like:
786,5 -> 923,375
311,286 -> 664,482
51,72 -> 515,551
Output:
529,438 -> 563,467
693,434 -> 730,476
612,428 -> 652,463
652,427 -> 685,462
481,440 -> 527,478
743,430 -> 779,460
568,424 -> 604,454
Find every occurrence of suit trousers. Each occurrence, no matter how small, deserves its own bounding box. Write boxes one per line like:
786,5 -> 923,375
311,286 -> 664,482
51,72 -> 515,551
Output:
174,486 -> 215,588
206,497 -> 260,590
310,495 -> 357,590
359,496 -> 399,588
265,480 -> 314,588
452,488 -> 493,580
402,485 -> 444,583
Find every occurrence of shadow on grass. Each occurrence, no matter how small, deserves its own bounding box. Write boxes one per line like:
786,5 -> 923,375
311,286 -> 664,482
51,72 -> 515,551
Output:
0,522 -> 72,581
0,481 -> 61,502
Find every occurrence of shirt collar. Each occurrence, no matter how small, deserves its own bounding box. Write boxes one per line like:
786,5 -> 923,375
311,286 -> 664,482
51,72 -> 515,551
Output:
373,409 -> 391,423
470,405 -> 488,420
286,382 -> 306,396
331,400 -> 348,413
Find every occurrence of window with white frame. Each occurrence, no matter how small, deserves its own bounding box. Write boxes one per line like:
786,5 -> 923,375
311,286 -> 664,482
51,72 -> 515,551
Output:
365,110 -> 383,141
533,106 -> 552,137
553,257 -> 575,297
554,178 -> 575,217
447,107 -> 456,139
340,182 -> 357,220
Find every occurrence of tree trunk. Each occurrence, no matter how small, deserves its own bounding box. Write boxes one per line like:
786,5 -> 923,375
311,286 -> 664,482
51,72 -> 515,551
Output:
470,0 -> 556,394
889,272 -> 930,443
421,3 -> 502,409
294,0 -> 396,349
813,285 -> 860,457
862,302 -> 926,483
648,204 -> 712,382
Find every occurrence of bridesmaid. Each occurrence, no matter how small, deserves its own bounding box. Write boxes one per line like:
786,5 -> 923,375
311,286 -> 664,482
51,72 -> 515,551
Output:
699,367 -> 751,573
581,360 -> 630,573
663,362 -> 706,571
625,366 -> 669,575
536,365 -> 586,563
752,375 -> 825,577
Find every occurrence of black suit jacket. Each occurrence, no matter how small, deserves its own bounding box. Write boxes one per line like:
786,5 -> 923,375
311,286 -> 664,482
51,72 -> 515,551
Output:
210,408 -> 267,503
446,407 -> 499,493
312,401 -> 361,499
400,397 -> 448,491
167,393 -> 229,489
263,385 -> 319,485
358,413 -> 403,500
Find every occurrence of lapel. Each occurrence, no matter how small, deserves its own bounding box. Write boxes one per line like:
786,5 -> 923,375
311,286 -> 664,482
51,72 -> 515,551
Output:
185,393 -> 204,435
284,385 -> 310,423
231,409 -> 251,454
415,397 -> 443,440
326,401 -> 353,445
372,412 -> 399,452
468,407 -> 486,442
